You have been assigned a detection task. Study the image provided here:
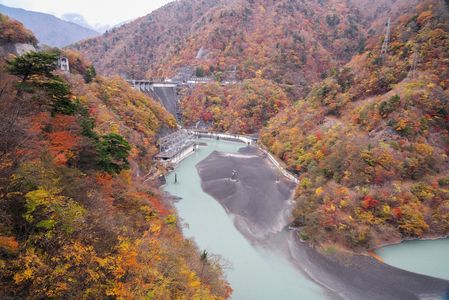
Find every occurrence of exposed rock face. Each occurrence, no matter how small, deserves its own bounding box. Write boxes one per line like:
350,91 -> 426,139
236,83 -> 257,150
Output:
0,42 -> 35,56
13,43 -> 35,55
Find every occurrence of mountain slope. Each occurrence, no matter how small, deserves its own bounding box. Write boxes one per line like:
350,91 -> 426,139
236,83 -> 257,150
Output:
0,4 -> 99,47
72,0 -> 448,253
72,0 -> 220,78
61,13 -> 97,31
0,16 -> 230,299
181,78 -> 289,133
0,13 -> 36,45
73,0 -> 414,97
261,0 -> 449,250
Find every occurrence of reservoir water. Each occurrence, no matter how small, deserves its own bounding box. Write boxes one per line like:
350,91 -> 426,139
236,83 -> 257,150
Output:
376,238 -> 449,281
163,139 -> 325,300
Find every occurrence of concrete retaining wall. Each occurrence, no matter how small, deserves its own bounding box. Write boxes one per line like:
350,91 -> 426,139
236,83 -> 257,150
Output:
259,148 -> 299,184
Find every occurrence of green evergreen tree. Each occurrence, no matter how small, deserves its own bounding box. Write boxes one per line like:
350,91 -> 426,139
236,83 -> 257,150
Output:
7,51 -> 59,82
84,65 -> 97,83
98,133 -> 131,174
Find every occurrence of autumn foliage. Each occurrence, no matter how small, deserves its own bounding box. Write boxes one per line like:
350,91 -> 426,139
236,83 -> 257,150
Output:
0,13 -> 37,45
72,0 -> 393,98
181,78 -> 289,133
0,23 -> 230,299
71,0 -> 449,254
261,0 -> 449,250
1,3 -> 448,296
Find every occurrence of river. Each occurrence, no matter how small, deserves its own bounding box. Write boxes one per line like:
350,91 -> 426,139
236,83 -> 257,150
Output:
376,238 -> 449,281
163,139 -> 325,300
162,138 -> 449,300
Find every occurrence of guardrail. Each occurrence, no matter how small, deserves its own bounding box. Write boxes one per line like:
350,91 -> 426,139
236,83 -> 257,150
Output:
188,130 -> 255,145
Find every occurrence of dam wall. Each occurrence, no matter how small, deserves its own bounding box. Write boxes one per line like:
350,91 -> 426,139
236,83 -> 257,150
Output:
151,85 -> 178,117
128,80 -> 179,119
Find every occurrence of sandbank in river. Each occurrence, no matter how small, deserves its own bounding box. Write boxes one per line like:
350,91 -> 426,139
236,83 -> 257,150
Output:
195,145 -> 449,300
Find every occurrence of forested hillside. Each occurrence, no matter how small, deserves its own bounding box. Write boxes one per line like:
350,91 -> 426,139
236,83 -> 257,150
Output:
73,0 -> 449,252
0,15 -> 230,299
0,13 -> 37,45
72,0 -> 220,78
73,0 -> 418,98
181,78 -> 289,133
261,0 -> 449,250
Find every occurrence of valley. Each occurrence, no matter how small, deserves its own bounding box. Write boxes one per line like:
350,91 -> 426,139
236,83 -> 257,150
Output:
1,0 -> 448,299
163,138 -> 449,299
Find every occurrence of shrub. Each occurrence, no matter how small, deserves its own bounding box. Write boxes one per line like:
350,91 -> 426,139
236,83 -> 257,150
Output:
84,65 -> 97,83
195,67 -> 205,77
410,183 -> 435,201
326,14 -> 340,27
438,177 -> 449,187
379,95 -> 400,117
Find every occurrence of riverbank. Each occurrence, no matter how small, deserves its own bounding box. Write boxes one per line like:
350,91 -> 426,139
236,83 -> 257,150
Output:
162,139 -> 326,300
288,233 -> 449,300
194,142 -> 449,300
196,146 -> 296,241
370,234 -> 449,251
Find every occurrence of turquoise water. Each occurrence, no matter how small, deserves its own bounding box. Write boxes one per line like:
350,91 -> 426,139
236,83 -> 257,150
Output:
163,139 -> 324,300
376,238 -> 449,281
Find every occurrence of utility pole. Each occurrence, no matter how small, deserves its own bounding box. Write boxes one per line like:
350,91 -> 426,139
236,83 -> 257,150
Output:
380,17 -> 391,62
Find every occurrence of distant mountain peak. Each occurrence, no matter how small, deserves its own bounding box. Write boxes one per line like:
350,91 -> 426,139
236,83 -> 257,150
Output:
0,4 -> 99,47
61,13 -> 111,33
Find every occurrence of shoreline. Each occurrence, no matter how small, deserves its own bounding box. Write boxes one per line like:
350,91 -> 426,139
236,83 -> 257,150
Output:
369,234 -> 449,252
287,232 -> 449,300
162,138 -> 449,299
167,133 -> 448,254
194,143 -> 449,299
367,250 -> 384,262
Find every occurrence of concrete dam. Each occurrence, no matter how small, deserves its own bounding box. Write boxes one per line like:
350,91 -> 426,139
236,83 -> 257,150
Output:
128,76 -> 214,121
129,80 -> 180,119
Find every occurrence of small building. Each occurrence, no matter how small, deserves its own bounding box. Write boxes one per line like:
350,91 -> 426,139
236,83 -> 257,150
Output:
57,56 -> 70,73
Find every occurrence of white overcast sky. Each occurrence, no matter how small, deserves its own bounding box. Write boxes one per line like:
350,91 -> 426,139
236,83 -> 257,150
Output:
0,0 -> 174,26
